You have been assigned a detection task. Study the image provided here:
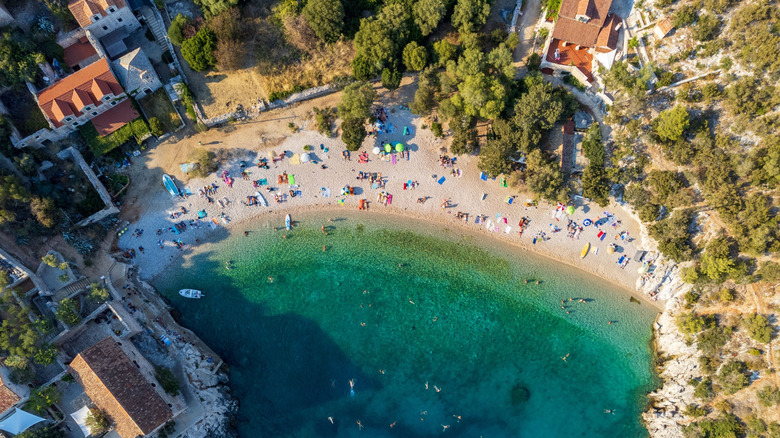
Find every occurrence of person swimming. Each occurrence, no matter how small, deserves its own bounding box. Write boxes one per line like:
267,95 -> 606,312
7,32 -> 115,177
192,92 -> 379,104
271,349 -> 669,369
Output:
225,261 -> 231,270
349,379 -> 355,397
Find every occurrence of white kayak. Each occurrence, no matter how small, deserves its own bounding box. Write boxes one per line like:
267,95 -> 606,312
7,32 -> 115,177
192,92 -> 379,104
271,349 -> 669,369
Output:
179,289 -> 203,299
255,191 -> 268,207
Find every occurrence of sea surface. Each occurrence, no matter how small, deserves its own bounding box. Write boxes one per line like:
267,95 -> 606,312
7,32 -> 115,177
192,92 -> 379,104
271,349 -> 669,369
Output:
154,212 -> 659,437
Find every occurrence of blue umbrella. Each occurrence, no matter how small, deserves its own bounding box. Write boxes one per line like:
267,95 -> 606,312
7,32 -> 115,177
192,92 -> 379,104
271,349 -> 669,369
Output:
583,218 -> 592,227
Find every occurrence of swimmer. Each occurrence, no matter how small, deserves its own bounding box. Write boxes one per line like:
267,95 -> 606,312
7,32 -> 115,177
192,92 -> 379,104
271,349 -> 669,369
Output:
283,234 -> 287,239
360,322 -> 366,326
561,353 -> 570,362
434,385 -> 441,392
420,411 -> 427,415
409,298 -> 415,305
363,290 -> 369,294
331,380 -> 335,388
536,280 -> 540,285
225,261 -> 231,270
425,381 -> 429,390
608,321 -> 613,325
267,276 -> 274,283
433,316 -> 438,322
356,420 -> 363,430
604,409 -> 614,414
244,231 -> 249,237
524,279 -> 528,284
442,425 -> 450,432
390,421 -> 396,428
323,245 -> 327,252
379,369 -> 385,374
453,415 -> 461,422
321,226 -> 326,233
328,417 -> 334,424
349,379 -> 355,397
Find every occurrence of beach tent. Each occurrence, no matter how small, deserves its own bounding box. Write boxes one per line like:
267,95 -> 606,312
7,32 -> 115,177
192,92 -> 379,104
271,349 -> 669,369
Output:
0,408 -> 46,435
372,146 -> 381,155
301,153 -> 311,163
565,205 -> 575,215
395,143 -> 404,152
70,405 -> 91,437
384,143 -> 392,153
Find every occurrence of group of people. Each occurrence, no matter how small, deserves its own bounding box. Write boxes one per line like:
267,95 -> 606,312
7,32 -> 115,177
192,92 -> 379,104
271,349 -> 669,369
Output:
198,182 -> 220,197
565,220 -> 583,239
438,155 -> 456,167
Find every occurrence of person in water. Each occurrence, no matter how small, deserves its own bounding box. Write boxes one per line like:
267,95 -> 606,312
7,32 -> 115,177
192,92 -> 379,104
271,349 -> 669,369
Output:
225,261 -> 231,270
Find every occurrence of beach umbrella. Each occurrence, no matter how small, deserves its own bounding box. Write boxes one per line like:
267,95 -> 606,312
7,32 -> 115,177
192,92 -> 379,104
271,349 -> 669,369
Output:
372,146 -> 381,155
384,143 -> 392,153
565,205 -> 575,215
268,150 -> 277,159
395,143 -> 404,152
301,153 -> 310,163
582,218 -> 592,226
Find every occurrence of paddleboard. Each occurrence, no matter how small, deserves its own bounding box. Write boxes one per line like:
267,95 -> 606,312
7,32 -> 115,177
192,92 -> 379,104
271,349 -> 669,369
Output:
285,214 -> 291,230
581,242 -> 591,258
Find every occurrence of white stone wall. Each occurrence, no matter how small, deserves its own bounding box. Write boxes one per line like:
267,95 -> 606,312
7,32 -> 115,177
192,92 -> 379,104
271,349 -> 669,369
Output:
85,6 -> 141,39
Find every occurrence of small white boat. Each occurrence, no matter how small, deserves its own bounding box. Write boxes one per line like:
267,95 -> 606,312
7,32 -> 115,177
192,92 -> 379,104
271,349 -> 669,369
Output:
285,214 -> 291,230
179,289 -> 203,299
163,174 -> 180,197
256,191 -> 268,207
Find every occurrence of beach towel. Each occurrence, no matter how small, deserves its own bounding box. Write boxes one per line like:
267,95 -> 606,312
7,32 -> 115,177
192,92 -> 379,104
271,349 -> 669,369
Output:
295,190 -> 302,197
392,154 -> 397,165
437,176 -> 446,185
403,126 -> 410,135
480,172 -> 488,181
320,188 -> 331,197
372,182 -> 378,190
259,178 -> 268,186
505,226 -> 512,233
505,196 -> 513,204
289,175 -> 295,185
338,198 -> 345,205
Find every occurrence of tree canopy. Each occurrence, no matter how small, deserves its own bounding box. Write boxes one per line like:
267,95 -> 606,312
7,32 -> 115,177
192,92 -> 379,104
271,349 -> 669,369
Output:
193,0 -> 238,17
303,0 -> 345,43
452,0 -> 491,33
653,105 -> 690,142
181,28 -> 217,72
337,81 -> 377,121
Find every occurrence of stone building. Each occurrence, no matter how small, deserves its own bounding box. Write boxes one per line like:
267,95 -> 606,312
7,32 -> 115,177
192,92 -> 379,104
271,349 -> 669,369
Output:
67,0 -> 141,40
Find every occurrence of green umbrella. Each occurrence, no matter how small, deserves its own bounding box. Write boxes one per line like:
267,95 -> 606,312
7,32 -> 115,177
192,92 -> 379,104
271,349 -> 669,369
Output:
384,143 -> 392,152
395,143 -> 404,152
565,205 -> 575,215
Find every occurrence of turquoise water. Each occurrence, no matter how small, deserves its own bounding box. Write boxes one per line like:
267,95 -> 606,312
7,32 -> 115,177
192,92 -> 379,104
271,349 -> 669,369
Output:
154,212 -> 658,437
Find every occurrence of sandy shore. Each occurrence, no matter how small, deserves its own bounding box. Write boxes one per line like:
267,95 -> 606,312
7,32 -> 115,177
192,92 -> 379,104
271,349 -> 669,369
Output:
116,103 -> 666,310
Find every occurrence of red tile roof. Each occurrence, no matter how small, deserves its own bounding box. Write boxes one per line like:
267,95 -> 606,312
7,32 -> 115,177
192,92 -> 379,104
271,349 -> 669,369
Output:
62,37 -> 98,68
37,58 -> 124,128
546,38 -> 595,82
0,376 -> 20,416
69,338 -> 172,438
68,0 -> 127,29
553,0 -> 620,50
91,99 -> 138,136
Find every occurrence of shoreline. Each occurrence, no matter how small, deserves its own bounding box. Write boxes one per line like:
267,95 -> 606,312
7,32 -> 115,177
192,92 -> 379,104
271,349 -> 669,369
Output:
149,204 -> 665,313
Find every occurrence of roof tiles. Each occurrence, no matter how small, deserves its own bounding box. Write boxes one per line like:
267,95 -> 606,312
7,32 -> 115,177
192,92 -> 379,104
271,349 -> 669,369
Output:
68,0 -> 127,29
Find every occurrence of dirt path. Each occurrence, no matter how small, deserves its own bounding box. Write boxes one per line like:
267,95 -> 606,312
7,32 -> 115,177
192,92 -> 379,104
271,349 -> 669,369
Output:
513,0 -> 544,66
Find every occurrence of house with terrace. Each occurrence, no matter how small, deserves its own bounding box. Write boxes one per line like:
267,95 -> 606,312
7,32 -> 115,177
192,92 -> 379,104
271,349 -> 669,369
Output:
541,0 -> 623,84
14,58 -> 139,148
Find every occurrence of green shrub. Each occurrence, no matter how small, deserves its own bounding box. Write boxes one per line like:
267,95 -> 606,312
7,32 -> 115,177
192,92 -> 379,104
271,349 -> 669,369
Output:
268,84 -> 308,102
56,298 -> 81,326
155,366 -> 181,396
697,326 -> 732,355
717,288 -> 735,303
431,122 -> 443,138
86,407 -> 110,435
181,28 -> 217,71
684,404 -> 707,418
683,414 -> 743,438
759,385 -> 780,407
743,313 -> 773,343
341,117 -> 366,151
78,118 -> 149,156
717,361 -> 749,395
189,148 -> 218,178
26,385 -> 61,414
313,107 -> 336,136
149,117 -> 164,137
694,377 -> 714,400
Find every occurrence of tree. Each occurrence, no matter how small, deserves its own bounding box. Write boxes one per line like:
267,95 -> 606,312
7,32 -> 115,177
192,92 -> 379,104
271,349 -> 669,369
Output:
352,54 -> 373,81
653,105 -> 689,142
486,44 -> 515,78
0,292 -> 40,358
413,0 -> 447,36
433,40 -> 457,67
167,14 -> 190,45
673,4 -> 698,27
699,236 -> 744,282
694,378 -> 714,400
27,385 -> 61,413
757,262 -> 780,282
758,385 -> 780,407
149,117 -> 164,137
29,197 -> 58,229
5,355 -> 29,370
15,426 -> 63,438
526,53 -> 541,71
86,408 -> 110,435
353,4 -> 412,76
0,38 -> 40,87
381,68 -> 401,91
744,313 -> 773,343
181,28 -> 217,72
454,72 -> 507,119
697,326 -> 732,355
649,209 -> 695,262
303,0 -> 344,43
89,282 -> 111,303
676,312 -> 709,335
693,13 -> 720,41
42,254 -> 58,268
34,343 -> 58,366
190,148 -> 218,177
0,270 -> 9,289
402,42 -> 428,71
717,361 -> 749,395
0,175 -> 29,225
450,118 -> 477,155
452,0 -> 491,33
683,414 -> 743,438
193,0 -> 238,17
410,67 -> 438,115
341,117 -> 367,151
525,149 -> 568,203
337,82 -> 376,121
56,298 -> 81,327
155,366 -> 181,396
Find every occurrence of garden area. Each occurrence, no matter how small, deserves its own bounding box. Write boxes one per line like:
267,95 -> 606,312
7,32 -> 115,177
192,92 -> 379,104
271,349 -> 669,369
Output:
0,88 -> 50,137
78,118 -> 151,156
137,88 -> 183,135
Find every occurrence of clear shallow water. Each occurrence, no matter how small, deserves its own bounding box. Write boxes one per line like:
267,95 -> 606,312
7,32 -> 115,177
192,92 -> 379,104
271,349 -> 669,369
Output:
154,213 -> 658,438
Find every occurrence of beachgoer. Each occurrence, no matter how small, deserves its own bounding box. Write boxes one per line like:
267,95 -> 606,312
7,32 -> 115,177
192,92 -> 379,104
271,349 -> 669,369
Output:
268,277 -> 274,283
390,421 -> 396,428
244,231 -> 249,237
608,321 -> 613,325
321,226 -> 326,233
442,425 -> 450,432
425,381 -> 429,390
328,417 -> 334,424
323,246 -> 327,252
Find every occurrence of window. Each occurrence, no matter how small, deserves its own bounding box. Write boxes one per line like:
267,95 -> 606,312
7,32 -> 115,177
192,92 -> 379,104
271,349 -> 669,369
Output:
111,101 -> 117,106
108,7 -> 115,12
72,122 -> 78,127
102,25 -> 108,30
104,96 -> 110,101
91,111 -> 98,116
93,15 -> 99,21
117,17 -> 122,22
84,106 -> 91,111
64,117 -> 72,122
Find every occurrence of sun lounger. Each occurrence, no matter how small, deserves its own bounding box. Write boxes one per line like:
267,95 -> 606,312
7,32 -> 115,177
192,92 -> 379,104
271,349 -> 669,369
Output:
437,176 -> 446,185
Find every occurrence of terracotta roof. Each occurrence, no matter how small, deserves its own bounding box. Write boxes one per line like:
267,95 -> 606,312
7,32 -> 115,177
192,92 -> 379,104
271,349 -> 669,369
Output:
552,11 -> 620,50
68,0 -> 127,29
655,17 -> 674,36
0,375 -> 21,416
62,37 -> 98,68
559,0 -> 613,26
69,338 -> 171,438
37,58 -> 123,128
595,13 -> 621,51
90,99 -> 138,136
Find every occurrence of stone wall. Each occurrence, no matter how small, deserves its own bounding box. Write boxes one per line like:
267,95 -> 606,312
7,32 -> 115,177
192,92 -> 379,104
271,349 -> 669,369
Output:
59,147 -> 120,227
56,28 -> 86,47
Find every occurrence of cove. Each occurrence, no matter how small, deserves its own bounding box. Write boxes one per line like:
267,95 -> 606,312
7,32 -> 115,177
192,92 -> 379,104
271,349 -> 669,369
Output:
153,212 -> 659,437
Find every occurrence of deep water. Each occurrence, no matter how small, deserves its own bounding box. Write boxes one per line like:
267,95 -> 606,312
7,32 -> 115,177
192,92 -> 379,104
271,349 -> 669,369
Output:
154,213 -> 658,437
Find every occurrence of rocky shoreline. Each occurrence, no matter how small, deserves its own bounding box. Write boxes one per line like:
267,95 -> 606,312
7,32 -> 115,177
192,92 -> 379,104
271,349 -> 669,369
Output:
639,262 -> 697,437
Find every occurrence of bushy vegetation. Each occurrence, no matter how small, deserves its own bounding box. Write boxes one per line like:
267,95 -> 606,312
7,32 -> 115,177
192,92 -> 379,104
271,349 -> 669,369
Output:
717,361 -> 750,395
56,298 -> 81,327
181,28 -> 218,72
155,366 -> 181,396
743,313 -> 773,344
79,118 -> 150,156
86,408 -> 111,435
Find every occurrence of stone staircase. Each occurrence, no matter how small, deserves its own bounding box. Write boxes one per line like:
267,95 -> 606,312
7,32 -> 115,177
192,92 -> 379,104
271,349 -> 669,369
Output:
141,5 -> 169,53
55,277 -> 91,301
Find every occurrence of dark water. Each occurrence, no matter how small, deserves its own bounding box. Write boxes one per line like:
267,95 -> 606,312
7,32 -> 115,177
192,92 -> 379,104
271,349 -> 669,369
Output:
155,213 -> 658,437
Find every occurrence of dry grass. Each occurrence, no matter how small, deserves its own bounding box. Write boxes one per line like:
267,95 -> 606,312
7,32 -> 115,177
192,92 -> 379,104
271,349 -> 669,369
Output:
258,40 -> 355,95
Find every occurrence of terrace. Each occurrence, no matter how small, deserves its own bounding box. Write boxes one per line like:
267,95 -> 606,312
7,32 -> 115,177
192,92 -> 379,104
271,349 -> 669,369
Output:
546,38 -> 594,83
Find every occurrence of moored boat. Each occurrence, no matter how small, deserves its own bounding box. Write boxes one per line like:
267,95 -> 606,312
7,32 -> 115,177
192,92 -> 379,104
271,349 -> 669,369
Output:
163,174 -> 180,197
256,192 -> 268,207
179,289 -> 203,299
581,242 -> 591,258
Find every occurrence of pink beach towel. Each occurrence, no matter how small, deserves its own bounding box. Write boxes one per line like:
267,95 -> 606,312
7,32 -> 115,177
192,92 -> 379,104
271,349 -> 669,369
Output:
392,154 -> 397,164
